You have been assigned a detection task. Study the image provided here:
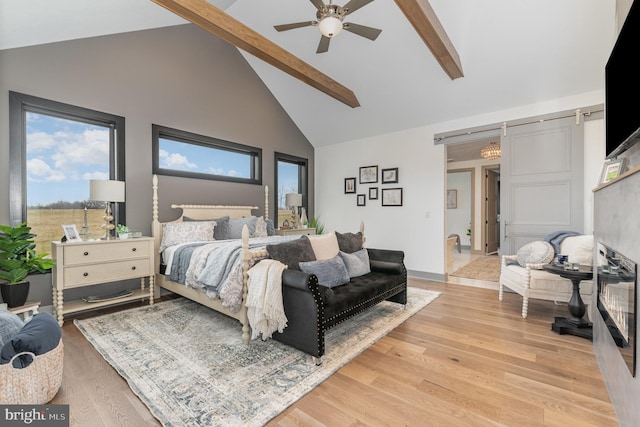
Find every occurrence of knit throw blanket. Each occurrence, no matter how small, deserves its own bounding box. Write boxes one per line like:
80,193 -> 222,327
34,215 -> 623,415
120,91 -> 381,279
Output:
246,260 -> 288,340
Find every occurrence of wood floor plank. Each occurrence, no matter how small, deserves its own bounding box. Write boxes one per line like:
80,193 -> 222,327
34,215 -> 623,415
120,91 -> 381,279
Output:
49,280 -> 617,426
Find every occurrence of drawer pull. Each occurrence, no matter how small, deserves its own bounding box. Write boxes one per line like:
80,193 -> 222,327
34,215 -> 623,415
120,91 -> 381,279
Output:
84,251 -> 89,256
83,272 -> 89,277
131,266 -> 137,271
132,248 -> 137,252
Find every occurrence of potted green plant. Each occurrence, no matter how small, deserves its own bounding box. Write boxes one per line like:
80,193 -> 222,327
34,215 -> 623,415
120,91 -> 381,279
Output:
116,224 -> 130,239
0,223 -> 54,308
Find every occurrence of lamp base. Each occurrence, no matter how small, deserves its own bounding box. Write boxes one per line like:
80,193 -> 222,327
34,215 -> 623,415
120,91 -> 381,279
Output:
101,204 -> 115,240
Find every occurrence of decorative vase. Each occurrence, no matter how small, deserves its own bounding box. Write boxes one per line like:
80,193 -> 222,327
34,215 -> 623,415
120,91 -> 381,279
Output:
0,280 -> 30,308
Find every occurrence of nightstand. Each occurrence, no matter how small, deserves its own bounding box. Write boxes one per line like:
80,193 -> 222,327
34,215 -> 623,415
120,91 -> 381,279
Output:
51,237 -> 155,326
276,228 -> 316,236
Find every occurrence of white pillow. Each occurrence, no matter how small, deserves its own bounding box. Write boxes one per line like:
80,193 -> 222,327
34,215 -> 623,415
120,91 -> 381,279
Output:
159,221 -> 216,252
516,241 -> 554,267
253,216 -> 268,238
560,235 -> 593,265
308,231 -> 340,260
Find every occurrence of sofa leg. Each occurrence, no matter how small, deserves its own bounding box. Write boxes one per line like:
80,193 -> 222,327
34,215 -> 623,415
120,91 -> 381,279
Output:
313,356 -> 323,366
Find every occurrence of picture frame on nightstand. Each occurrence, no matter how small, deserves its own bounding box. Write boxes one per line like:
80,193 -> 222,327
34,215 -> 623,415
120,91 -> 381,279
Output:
61,224 -> 80,242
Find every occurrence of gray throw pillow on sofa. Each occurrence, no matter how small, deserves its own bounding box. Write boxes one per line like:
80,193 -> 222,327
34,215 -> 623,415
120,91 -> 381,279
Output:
339,249 -> 371,278
266,235 -> 316,270
335,231 -> 363,254
299,255 -> 350,288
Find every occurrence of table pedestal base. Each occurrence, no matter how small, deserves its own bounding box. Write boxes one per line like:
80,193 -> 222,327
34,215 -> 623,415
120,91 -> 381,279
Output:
551,317 -> 593,340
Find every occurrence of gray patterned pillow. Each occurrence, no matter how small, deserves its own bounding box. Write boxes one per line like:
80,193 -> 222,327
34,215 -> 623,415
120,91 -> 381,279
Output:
159,221 -> 216,252
299,255 -> 350,288
253,216 -> 268,238
183,215 -> 230,240
227,217 -> 258,239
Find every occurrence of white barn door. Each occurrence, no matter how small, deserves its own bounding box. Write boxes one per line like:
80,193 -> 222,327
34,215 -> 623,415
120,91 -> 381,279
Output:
500,116 -> 584,254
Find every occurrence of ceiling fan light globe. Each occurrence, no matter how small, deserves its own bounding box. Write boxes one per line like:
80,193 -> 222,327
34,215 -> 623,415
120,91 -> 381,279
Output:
318,16 -> 343,38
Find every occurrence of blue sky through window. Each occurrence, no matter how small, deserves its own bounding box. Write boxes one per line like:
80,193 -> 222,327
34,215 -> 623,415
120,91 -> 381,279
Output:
26,112 -> 110,206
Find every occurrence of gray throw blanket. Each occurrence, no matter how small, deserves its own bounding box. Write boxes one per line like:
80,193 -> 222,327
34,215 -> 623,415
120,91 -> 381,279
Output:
544,230 -> 581,254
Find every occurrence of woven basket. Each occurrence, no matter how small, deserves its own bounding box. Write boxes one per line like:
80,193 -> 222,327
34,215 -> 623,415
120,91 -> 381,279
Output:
0,340 -> 64,404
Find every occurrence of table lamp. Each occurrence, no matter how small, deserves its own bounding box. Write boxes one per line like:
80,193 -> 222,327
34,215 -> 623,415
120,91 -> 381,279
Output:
90,179 -> 125,240
285,193 -> 302,229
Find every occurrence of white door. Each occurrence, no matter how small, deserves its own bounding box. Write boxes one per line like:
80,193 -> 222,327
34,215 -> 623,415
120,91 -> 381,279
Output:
500,116 -> 584,254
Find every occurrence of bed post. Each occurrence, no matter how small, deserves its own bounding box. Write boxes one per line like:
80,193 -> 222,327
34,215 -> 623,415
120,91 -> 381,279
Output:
360,221 -> 366,246
240,225 -> 251,344
152,175 -> 162,299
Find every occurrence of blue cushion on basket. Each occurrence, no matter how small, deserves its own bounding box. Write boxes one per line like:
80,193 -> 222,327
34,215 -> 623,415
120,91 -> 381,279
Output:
1,312 -> 61,368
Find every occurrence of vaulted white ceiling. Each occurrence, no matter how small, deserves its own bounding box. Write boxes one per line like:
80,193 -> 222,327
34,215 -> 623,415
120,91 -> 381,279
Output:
0,0 -> 616,148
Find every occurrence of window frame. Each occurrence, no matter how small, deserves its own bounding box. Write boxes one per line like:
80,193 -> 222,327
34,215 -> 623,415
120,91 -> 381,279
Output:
152,124 -> 262,185
274,152 -> 309,228
9,91 -> 126,227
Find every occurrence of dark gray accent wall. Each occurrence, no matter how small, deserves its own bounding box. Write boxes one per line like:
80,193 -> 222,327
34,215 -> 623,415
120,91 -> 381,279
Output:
0,24 -> 314,306
594,170 -> 640,426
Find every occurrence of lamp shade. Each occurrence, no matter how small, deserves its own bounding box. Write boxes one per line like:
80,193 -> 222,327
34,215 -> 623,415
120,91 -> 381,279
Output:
285,193 -> 302,208
90,180 -> 125,202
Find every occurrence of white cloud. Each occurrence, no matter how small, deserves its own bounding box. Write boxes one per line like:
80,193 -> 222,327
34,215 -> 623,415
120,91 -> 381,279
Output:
26,158 -> 65,182
159,149 -> 197,169
50,128 -> 110,170
82,171 -> 109,180
207,167 -> 238,177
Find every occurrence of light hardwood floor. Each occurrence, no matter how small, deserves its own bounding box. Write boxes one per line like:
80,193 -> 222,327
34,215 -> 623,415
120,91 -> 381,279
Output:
51,279 -> 619,426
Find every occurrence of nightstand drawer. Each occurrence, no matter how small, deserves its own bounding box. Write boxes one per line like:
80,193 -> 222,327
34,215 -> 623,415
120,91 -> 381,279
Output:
63,241 -> 151,266
63,260 -> 151,288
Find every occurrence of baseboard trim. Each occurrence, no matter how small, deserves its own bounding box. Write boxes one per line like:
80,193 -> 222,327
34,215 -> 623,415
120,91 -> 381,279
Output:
407,270 -> 445,282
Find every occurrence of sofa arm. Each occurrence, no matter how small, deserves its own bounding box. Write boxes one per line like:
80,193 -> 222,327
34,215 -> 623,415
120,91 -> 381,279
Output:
366,248 -> 405,274
274,269 -> 325,357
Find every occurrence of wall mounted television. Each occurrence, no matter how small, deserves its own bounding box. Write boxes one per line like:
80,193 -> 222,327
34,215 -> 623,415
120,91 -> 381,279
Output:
605,1 -> 640,159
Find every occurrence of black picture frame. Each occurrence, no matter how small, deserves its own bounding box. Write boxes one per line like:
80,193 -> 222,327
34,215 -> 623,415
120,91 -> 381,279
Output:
369,187 -> 378,200
381,167 -> 399,184
344,177 -> 356,194
359,165 -> 378,184
381,188 -> 403,206
357,194 -> 366,206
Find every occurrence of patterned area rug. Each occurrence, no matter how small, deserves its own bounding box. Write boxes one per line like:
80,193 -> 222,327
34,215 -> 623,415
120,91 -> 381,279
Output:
75,287 -> 440,426
451,255 -> 501,281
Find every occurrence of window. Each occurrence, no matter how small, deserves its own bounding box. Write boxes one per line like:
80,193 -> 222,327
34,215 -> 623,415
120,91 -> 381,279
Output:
152,125 -> 262,185
9,92 -> 125,254
274,152 -> 308,228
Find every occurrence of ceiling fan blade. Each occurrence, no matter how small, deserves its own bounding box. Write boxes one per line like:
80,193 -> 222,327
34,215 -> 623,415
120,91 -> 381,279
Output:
316,36 -> 330,54
310,0 -> 325,10
274,21 -> 316,32
342,0 -> 375,16
343,22 -> 382,40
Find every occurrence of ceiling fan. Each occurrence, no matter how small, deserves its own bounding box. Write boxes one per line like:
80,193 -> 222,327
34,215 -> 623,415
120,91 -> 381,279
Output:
274,0 -> 382,54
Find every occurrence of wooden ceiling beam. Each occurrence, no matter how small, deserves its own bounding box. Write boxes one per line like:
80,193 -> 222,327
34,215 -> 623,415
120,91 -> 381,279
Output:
151,0 -> 360,107
394,0 -> 464,80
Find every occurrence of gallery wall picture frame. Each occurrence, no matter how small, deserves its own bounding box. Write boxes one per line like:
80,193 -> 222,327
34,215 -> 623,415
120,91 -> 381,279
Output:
381,167 -> 399,184
359,165 -> 378,184
381,188 -> 403,206
357,194 -> 366,206
447,189 -> 457,209
61,224 -> 81,242
599,158 -> 628,184
344,177 -> 356,194
369,187 -> 378,200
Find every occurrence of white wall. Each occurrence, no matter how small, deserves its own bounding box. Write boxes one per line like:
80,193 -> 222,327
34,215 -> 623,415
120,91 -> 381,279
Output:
316,93 -> 605,280
446,171 -> 472,246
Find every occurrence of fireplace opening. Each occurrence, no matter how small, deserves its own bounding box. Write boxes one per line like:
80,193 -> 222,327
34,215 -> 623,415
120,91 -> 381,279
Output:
597,242 -> 637,377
